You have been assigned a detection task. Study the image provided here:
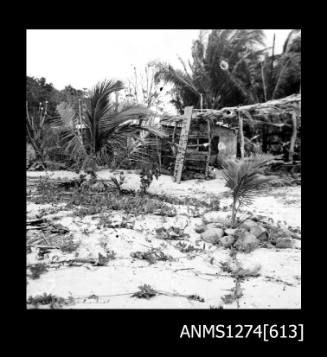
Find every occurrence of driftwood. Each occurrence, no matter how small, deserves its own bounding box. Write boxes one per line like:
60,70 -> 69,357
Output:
27,245 -> 59,249
27,218 -> 46,225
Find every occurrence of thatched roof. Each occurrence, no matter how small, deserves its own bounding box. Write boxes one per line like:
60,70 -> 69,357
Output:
193,94 -> 301,128
160,94 -> 301,130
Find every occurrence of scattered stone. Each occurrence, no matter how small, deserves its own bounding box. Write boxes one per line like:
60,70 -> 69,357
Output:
276,237 -> 294,249
194,224 -> 207,233
202,211 -> 226,225
261,242 -> 275,249
239,219 -> 257,231
232,264 -> 261,277
207,222 -> 224,229
224,228 -> 237,236
234,230 -> 259,253
240,220 -> 267,239
269,227 -> 292,244
219,235 -> 235,248
201,228 -> 224,244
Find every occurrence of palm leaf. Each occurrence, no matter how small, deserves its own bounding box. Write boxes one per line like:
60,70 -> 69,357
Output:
221,154 -> 277,225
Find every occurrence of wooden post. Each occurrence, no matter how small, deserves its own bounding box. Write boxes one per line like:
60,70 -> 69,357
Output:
156,137 -> 162,172
172,121 -> 177,156
115,91 -> 119,111
205,119 -> 211,178
288,111 -> 297,163
78,98 -> 83,145
173,106 -> 193,183
261,62 -> 267,102
238,111 -> 245,159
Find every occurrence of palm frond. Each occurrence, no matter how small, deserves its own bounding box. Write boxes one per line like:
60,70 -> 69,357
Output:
50,79 -> 167,171
221,154 -> 277,225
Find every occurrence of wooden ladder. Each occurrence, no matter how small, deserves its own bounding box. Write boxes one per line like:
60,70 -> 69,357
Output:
173,106 -> 193,183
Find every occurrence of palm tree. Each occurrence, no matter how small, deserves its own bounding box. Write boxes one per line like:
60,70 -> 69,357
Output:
221,154 -> 277,226
260,30 -> 301,101
153,30 -> 266,112
26,100 -> 57,168
51,79 -> 167,177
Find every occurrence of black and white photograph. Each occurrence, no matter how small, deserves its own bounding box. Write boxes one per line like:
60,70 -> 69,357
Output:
26,29 -> 301,310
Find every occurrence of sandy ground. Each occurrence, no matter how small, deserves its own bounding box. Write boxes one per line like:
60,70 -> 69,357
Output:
26,169 -> 301,309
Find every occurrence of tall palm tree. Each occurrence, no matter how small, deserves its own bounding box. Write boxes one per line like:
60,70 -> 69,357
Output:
260,30 -> 301,101
51,79 -> 167,176
153,30 -> 266,112
26,100 -> 58,167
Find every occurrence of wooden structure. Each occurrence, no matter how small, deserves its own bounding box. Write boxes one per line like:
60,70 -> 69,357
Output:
210,94 -> 301,162
160,108 -> 237,182
159,94 -> 301,182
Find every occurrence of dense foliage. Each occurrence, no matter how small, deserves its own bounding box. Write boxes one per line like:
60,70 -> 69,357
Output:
50,79 -> 166,175
152,30 -> 301,112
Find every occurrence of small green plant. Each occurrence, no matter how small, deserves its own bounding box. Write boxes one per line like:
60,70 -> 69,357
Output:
95,251 -> 116,266
109,172 -> 126,193
221,294 -> 235,304
221,154 -> 277,227
132,284 -> 157,299
27,293 -> 73,309
131,248 -> 173,264
175,242 -> 201,253
187,294 -> 205,302
60,235 -> 80,253
219,262 -> 233,274
28,263 -> 48,279
155,226 -> 188,240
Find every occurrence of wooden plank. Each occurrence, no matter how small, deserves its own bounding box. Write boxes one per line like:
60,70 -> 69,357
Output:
173,106 -> 193,183
205,119 -> 211,177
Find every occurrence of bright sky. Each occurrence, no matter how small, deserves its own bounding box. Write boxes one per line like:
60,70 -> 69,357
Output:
27,29 -> 291,90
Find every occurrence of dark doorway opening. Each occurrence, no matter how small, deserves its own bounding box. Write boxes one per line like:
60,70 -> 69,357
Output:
209,135 -> 220,167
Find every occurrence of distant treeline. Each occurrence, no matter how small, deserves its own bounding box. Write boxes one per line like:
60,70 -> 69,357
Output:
26,76 -> 85,118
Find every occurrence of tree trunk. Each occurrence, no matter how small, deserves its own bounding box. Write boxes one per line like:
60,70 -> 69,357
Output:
238,112 -> 245,159
26,101 -> 45,165
231,197 -> 237,227
115,91 -> 119,111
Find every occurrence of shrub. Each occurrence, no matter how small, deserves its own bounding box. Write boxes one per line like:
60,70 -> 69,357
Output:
27,293 -> 72,309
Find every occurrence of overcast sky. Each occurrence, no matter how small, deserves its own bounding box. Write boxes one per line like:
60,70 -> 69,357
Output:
27,29 -> 291,90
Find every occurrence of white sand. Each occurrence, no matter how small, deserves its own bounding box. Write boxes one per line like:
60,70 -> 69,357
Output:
27,169 -> 301,309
